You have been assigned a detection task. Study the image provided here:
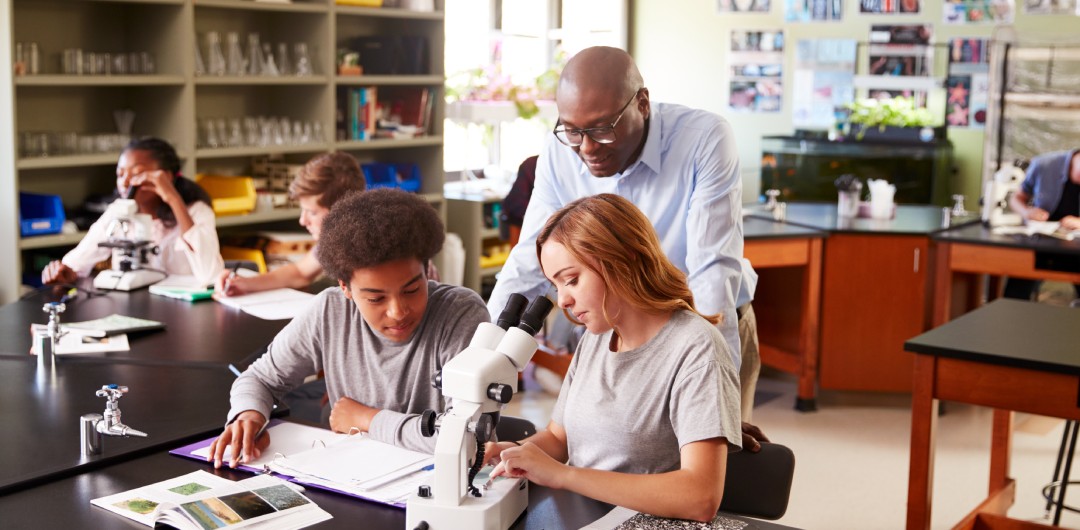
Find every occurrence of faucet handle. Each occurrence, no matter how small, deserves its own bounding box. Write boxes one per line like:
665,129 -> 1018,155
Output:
95,384 -> 129,402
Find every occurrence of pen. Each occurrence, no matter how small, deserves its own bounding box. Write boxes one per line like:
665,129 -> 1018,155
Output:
224,263 -> 240,294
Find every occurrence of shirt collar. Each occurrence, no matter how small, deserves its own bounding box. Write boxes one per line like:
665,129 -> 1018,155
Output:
631,101 -> 663,176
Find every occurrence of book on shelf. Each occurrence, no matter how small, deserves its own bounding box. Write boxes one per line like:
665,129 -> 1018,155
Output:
172,420 -> 436,508
90,470 -> 332,530
342,86 -> 378,141
214,288 -> 315,320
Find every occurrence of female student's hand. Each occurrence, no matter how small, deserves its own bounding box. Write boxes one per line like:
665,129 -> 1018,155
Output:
483,441 -> 519,467
328,396 -> 378,434
490,442 -> 568,489
1025,207 -> 1050,222
41,260 -> 78,286
131,169 -> 183,206
214,269 -> 249,297
207,409 -> 270,469
1061,215 -> 1080,231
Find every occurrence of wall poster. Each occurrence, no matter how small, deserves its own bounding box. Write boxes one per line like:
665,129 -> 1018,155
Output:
729,30 -> 784,113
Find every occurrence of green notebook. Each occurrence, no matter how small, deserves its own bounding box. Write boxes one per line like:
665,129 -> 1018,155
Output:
149,284 -> 215,302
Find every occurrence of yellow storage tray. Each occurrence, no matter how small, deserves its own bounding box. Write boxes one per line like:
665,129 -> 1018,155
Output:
195,174 -> 257,216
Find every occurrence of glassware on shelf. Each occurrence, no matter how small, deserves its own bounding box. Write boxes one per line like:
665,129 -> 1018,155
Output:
28,42 -> 40,75
203,119 -> 220,148
114,110 -> 136,137
293,43 -> 312,76
228,118 -> 244,147
262,43 -> 280,76
206,32 -> 226,76
246,33 -> 263,76
226,32 -> 245,76
276,43 -> 291,76
62,49 -> 83,75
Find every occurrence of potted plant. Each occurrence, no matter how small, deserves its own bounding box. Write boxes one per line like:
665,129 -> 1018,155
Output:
844,96 -> 943,143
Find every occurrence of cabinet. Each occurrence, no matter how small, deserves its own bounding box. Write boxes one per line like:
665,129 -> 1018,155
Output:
982,37 -> 1080,184
5,0 -> 445,301
818,234 -> 932,392
446,196 -> 507,295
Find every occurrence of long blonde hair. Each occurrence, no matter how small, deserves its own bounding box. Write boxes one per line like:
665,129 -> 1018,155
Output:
536,193 -> 720,326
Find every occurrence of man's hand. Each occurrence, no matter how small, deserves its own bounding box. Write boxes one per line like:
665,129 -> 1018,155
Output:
207,410 -> 269,469
741,421 -> 770,453
328,397 -> 379,434
1026,207 -> 1050,222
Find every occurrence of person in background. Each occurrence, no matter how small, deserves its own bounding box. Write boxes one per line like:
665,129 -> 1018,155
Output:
214,152 -> 364,296
208,189 -> 488,467
1004,149 -> 1080,301
42,137 -> 223,286
487,194 -> 741,522
487,46 -> 766,438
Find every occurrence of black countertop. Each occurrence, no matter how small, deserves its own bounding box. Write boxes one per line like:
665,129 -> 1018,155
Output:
747,202 -> 972,235
0,283 -> 287,367
0,357 -> 236,494
743,216 -> 826,240
905,299 -> 1080,375
933,222 -> 1080,255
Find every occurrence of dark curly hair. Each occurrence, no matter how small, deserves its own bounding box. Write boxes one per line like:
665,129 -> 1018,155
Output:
119,137 -> 212,229
289,152 -> 365,208
317,189 -> 444,284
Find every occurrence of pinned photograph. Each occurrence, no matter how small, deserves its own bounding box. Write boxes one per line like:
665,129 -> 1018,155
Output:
717,0 -> 771,12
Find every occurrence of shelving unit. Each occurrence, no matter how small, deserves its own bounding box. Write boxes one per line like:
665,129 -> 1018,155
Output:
446,196 -> 506,294
6,0 -> 446,299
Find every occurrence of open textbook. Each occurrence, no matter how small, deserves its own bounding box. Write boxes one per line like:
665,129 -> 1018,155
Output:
90,470 -> 331,529
214,289 -> 316,320
172,421 -> 435,507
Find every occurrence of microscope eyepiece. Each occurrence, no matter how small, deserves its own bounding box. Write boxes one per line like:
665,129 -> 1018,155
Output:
496,293 -> 529,330
518,296 -> 554,335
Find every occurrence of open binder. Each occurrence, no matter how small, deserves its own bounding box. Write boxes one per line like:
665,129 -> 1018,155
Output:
171,421 -> 434,508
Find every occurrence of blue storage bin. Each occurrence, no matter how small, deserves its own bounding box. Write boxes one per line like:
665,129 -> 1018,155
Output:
19,192 -> 66,237
361,163 -> 421,193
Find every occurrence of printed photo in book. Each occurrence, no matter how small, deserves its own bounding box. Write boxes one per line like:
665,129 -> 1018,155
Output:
91,470 -> 331,529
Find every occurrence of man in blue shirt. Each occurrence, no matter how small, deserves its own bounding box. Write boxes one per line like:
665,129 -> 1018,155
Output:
488,46 -> 762,426
1004,149 -> 1080,301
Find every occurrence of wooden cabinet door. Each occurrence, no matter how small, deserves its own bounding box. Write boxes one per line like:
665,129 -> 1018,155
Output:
819,234 -> 931,392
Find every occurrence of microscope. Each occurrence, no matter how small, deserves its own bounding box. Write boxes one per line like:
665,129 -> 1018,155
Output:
981,164 -> 1025,227
92,198 -> 164,291
80,384 -> 148,457
406,293 -> 554,530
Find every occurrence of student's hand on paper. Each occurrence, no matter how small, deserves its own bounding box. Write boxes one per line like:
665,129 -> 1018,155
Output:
214,270 -> 248,297
741,421 -> 770,453
1061,215 -> 1080,231
328,397 -> 379,434
490,442 -> 567,488
42,260 -> 78,286
1026,207 -> 1050,222
208,410 -> 269,469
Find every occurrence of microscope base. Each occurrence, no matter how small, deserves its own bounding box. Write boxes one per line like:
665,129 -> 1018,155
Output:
93,269 -> 165,291
405,478 -> 528,530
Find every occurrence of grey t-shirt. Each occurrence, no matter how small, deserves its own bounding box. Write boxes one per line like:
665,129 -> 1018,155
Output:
552,310 -> 742,474
228,281 -> 489,452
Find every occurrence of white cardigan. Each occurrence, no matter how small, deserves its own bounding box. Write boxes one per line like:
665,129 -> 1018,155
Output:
62,200 -> 224,285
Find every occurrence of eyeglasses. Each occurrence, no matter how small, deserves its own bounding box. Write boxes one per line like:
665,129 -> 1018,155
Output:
553,90 -> 640,147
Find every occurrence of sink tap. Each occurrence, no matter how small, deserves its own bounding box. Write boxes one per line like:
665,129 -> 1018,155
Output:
81,384 -> 147,456
35,302 -> 66,370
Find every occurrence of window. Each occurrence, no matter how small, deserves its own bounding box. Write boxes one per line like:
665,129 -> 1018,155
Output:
444,0 -> 627,177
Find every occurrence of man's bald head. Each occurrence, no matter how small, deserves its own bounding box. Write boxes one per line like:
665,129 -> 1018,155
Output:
558,46 -> 643,104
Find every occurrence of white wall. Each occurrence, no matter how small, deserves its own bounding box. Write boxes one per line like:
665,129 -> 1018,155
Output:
631,0 -> 1080,204
1,0 -> 19,303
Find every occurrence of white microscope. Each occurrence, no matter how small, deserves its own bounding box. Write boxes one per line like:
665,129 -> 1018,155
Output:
92,198 -> 164,291
981,163 -> 1026,227
406,293 -> 554,530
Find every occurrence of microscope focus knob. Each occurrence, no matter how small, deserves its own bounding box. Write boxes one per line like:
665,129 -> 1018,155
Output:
420,409 -> 437,438
487,383 -> 513,404
417,485 -> 431,498
431,371 -> 442,390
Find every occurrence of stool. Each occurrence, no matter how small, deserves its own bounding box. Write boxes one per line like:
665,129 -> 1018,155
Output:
1043,420 -> 1080,526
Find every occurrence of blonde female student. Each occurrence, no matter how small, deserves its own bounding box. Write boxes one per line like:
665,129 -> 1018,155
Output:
487,193 -> 742,522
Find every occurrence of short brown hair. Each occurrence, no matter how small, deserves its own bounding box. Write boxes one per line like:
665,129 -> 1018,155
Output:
288,152 -> 365,208
317,189 -> 445,284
